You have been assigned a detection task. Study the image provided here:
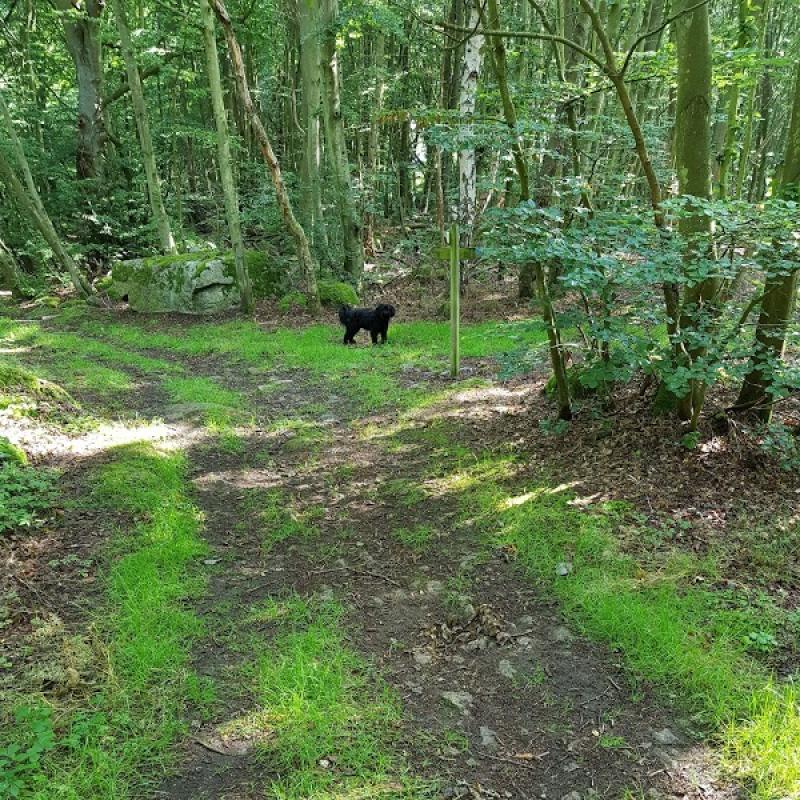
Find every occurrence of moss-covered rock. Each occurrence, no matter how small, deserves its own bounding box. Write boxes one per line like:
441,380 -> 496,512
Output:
110,250 -> 282,314
317,279 -> 359,307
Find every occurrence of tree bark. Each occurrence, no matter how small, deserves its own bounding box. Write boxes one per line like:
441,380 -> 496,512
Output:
111,0 -> 176,253
296,0 -> 329,262
735,60 -> 800,420
200,0 -> 254,313
673,0 -> 717,426
0,237 -> 29,298
54,0 -> 107,179
364,32 -> 386,255
320,0 -> 365,279
209,0 -> 319,303
0,91 -> 92,298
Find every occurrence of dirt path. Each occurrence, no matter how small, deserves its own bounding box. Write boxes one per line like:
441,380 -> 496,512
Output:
152,361 -> 731,800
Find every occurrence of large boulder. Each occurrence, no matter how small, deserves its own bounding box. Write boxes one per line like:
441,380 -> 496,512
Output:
110,250 -> 281,314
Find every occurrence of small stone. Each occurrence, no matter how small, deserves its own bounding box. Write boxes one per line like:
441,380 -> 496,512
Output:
413,649 -> 433,666
516,614 -> 534,629
426,580 -> 444,594
466,757 -> 477,767
442,691 -> 474,714
498,659 -> 516,679
257,384 -> 273,393
556,562 -> 573,577
516,636 -> 532,647
652,727 -> 681,746
203,558 -> 220,565
551,625 -> 574,642
562,760 -> 580,773
479,726 -> 499,749
562,792 -> 582,800
463,635 -> 488,652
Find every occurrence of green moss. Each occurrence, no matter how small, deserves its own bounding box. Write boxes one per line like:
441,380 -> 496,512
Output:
278,291 -> 309,312
317,279 -> 359,307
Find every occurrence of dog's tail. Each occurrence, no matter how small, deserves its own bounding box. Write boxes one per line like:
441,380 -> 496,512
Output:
338,305 -> 352,325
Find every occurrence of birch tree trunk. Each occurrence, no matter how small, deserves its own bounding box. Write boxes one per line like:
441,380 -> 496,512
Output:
199,0 -> 254,313
54,0 -> 107,179
111,0 -> 176,253
209,0 -> 319,303
0,92 -> 92,298
735,60 -> 800,420
320,0 -> 365,279
458,0 -> 484,245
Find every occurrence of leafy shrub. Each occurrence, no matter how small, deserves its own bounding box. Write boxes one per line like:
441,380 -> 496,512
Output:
0,437 -> 27,466
0,705 -> 55,798
278,290 -> 309,312
317,279 -> 359,307
0,463 -> 59,535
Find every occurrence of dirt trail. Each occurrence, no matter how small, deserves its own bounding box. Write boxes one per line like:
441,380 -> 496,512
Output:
155,360 -> 732,800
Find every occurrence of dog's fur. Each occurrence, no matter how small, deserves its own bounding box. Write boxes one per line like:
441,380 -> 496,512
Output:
338,303 -> 396,345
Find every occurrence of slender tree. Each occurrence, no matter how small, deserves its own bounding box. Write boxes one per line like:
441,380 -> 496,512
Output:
199,0 -> 254,314
320,0 -> 365,279
209,0 -> 320,303
735,59 -> 800,420
0,90 -> 92,298
110,0 -> 176,253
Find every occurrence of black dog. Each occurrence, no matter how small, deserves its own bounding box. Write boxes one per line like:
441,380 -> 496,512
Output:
338,303 -> 396,345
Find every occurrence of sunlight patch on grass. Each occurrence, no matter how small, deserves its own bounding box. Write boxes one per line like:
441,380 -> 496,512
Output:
457,459 -> 800,799
244,595 -> 430,799
1,442 -> 208,798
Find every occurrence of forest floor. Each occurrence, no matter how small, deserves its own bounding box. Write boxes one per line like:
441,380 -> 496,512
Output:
1,286 -> 798,800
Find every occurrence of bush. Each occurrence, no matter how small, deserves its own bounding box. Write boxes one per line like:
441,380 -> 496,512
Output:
0,437 -> 27,466
278,291 -> 309,313
317,279 -> 359,307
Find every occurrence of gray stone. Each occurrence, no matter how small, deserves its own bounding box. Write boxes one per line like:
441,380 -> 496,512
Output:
556,561 -> 573,577
426,580 -> 444,594
516,614 -> 534,629
413,649 -> 433,666
463,635 -> 488,652
498,659 -> 516,679
110,250 -> 279,314
551,625 -> 574,643
562,792 -> 582,800
652,728 -> 681,746
479,726 -> 499,749
442,691 -> 474,714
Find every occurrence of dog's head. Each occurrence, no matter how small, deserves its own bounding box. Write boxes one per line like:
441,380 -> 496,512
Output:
376,304 -> 396,320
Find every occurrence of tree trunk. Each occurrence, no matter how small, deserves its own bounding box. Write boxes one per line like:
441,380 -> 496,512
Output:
458,0 -> 484,246
365,32 -> 386,256
320,0 -> 365,279
0,237 -> 29,298
54,0 -> 107,179
111,0 -> 176,253
0,91 -> 92,297
735,60 -> 800,420
296,0 -> 329,263
673,0 -> 717,426
209,0 -> 319,303
199,0 -> 254,314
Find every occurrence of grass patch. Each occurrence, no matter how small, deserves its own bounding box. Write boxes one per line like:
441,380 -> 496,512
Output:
392,524 -> 436,552
244,489 -> 322,553
459,457 -> 799,799
0,442 -> 208,799
247,595 -> 427,799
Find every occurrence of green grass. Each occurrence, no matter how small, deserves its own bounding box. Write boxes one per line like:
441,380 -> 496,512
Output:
456,456 -> 799,799
392,524 -> 436,552
243,489 -> 322,552
244,595 -> 428,799
0,443 -> 208,799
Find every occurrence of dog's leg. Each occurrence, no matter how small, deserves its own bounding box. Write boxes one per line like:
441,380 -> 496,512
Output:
370,330 -> 379,345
